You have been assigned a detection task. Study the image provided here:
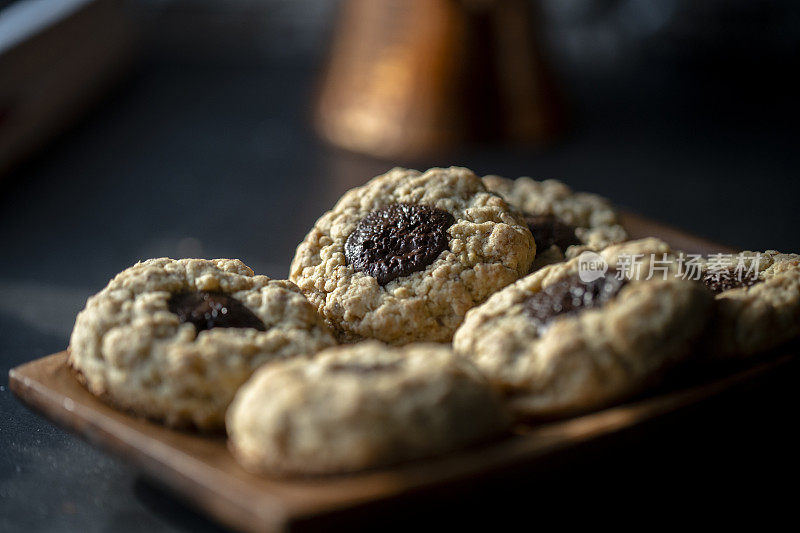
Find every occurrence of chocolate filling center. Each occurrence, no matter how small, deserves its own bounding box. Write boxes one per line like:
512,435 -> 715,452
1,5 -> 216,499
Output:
702,269 -> 761,294
525,214 -> 581,252
168,291 -> 266,332
328,360 -> 402,374
522,273 -> 628,335
344,203 -> 455,285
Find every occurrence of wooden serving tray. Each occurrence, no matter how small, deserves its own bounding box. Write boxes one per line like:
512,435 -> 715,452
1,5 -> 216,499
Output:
10,211 -> 789,533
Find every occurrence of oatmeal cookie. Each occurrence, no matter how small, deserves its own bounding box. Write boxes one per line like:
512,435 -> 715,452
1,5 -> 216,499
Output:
699,251 -> 800,358
290,167 -> 535,344
453,239 -> 712,419
226,341 -> 510,476
69,258 -> 336,430
482,175 -> 627,270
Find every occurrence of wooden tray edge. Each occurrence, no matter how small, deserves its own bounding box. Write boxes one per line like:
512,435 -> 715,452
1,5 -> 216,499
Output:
9,353 -> 289,533
9,350 -> 797,532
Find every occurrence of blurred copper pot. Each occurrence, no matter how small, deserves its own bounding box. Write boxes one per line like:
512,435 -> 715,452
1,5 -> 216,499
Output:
314,0 -> 563,160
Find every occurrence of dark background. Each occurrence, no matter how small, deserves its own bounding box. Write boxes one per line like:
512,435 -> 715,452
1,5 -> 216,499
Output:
1,0 -> 799,530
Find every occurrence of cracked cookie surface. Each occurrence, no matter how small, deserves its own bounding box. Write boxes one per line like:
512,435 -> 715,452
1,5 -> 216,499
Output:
226,341 -> 510,476
290,167 -> 535,344
69,258 -> 336,430
482,175 -> 627,270
453,239 -> 712,419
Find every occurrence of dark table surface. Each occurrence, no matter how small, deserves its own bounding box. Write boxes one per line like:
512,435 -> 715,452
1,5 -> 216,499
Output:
2,40 -> 800,531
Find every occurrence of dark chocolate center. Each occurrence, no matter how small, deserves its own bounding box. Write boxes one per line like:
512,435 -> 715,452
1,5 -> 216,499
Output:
702,269 -> 761,294
522,273 -> 628,335
168,291 -> 266,333
328,360 -> 402,374
525,214 -> 581,252
344,203 -> 455,285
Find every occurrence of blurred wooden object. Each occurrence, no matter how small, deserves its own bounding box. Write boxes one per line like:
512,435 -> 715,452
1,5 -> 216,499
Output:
314,0 -> 563,160
0,0 -> 136,178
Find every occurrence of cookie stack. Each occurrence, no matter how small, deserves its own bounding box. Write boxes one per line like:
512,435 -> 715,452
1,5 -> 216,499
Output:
68,166 -> 800,476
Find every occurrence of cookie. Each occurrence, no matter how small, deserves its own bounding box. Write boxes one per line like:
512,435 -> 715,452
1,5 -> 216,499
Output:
68,258 -> 336,430
699,251 -> 800,358
482,175 -> 627,270
226,341 -> 510,476
290,167 -> 535,344
453,238 -> 713,419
